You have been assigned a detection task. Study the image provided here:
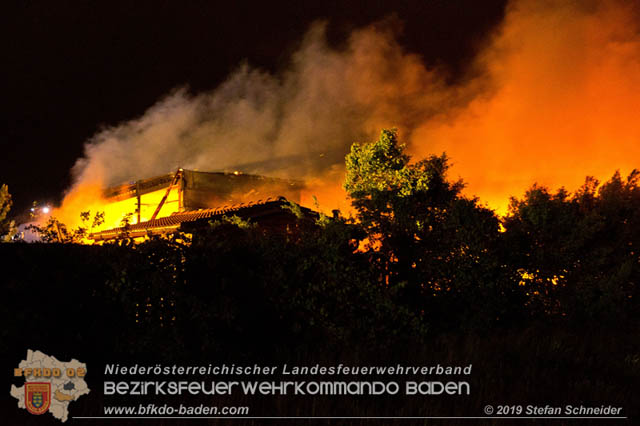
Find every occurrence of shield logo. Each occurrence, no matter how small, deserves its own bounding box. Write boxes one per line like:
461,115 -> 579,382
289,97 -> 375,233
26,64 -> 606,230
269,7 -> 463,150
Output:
25,382 -> 51,415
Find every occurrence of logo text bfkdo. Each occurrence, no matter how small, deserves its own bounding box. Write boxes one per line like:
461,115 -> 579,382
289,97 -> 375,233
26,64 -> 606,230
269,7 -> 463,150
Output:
14,367 -> 86,378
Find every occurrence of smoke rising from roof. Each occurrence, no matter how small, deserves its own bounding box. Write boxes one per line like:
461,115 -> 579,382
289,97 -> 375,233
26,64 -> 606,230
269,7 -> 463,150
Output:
71,20 -> 459,190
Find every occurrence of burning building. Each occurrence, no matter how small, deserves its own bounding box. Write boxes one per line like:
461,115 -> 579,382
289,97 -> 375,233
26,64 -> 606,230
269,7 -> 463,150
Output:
87,169 -> 307,241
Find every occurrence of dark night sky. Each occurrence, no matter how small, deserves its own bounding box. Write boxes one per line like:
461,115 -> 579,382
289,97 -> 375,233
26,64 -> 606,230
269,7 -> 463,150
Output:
1,0 -> 507,214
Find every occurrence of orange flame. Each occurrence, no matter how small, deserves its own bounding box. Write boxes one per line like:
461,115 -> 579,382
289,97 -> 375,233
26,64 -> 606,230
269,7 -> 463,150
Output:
52,180 -> 180,234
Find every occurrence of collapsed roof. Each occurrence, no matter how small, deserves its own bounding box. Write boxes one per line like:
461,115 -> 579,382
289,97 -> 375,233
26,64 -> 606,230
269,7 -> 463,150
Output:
88,169 -> 307,241
90,197 -> 314,241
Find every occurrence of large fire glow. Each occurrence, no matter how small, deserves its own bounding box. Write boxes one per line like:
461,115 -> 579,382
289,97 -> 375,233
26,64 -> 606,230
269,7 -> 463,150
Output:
409,0 -> 640,214
51,0 -> 640,232
53,182 -> 181,234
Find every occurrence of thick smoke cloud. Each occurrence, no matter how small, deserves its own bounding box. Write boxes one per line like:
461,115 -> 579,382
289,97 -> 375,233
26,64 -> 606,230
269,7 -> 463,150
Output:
63,0 -> 640,220
70,22 -> 455,190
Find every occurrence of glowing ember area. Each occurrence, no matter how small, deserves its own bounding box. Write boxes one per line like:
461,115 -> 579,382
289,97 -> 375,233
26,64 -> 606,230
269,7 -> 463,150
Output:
96,187 -> 180,231
51,183 -> 180,234
51,182 -> 111,232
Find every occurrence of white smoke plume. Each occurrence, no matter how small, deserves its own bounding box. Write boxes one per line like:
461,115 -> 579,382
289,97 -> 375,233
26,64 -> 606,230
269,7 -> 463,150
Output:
71,21 -> 459,190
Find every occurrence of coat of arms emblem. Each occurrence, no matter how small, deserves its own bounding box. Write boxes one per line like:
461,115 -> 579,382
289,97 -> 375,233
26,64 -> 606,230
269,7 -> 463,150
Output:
25,382 -> 51,415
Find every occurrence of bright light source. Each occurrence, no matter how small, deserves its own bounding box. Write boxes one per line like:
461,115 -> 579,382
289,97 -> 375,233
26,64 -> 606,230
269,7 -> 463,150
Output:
42,207 -> 50,214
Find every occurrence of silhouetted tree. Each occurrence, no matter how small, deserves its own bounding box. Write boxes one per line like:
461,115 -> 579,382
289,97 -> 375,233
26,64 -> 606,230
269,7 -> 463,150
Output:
344,129 -> 515,329
0,184 -> 17,241
503,170 -> 640,322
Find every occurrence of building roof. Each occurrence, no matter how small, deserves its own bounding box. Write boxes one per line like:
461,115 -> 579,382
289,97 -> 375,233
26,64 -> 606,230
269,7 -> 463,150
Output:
89,197 -> 313,241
